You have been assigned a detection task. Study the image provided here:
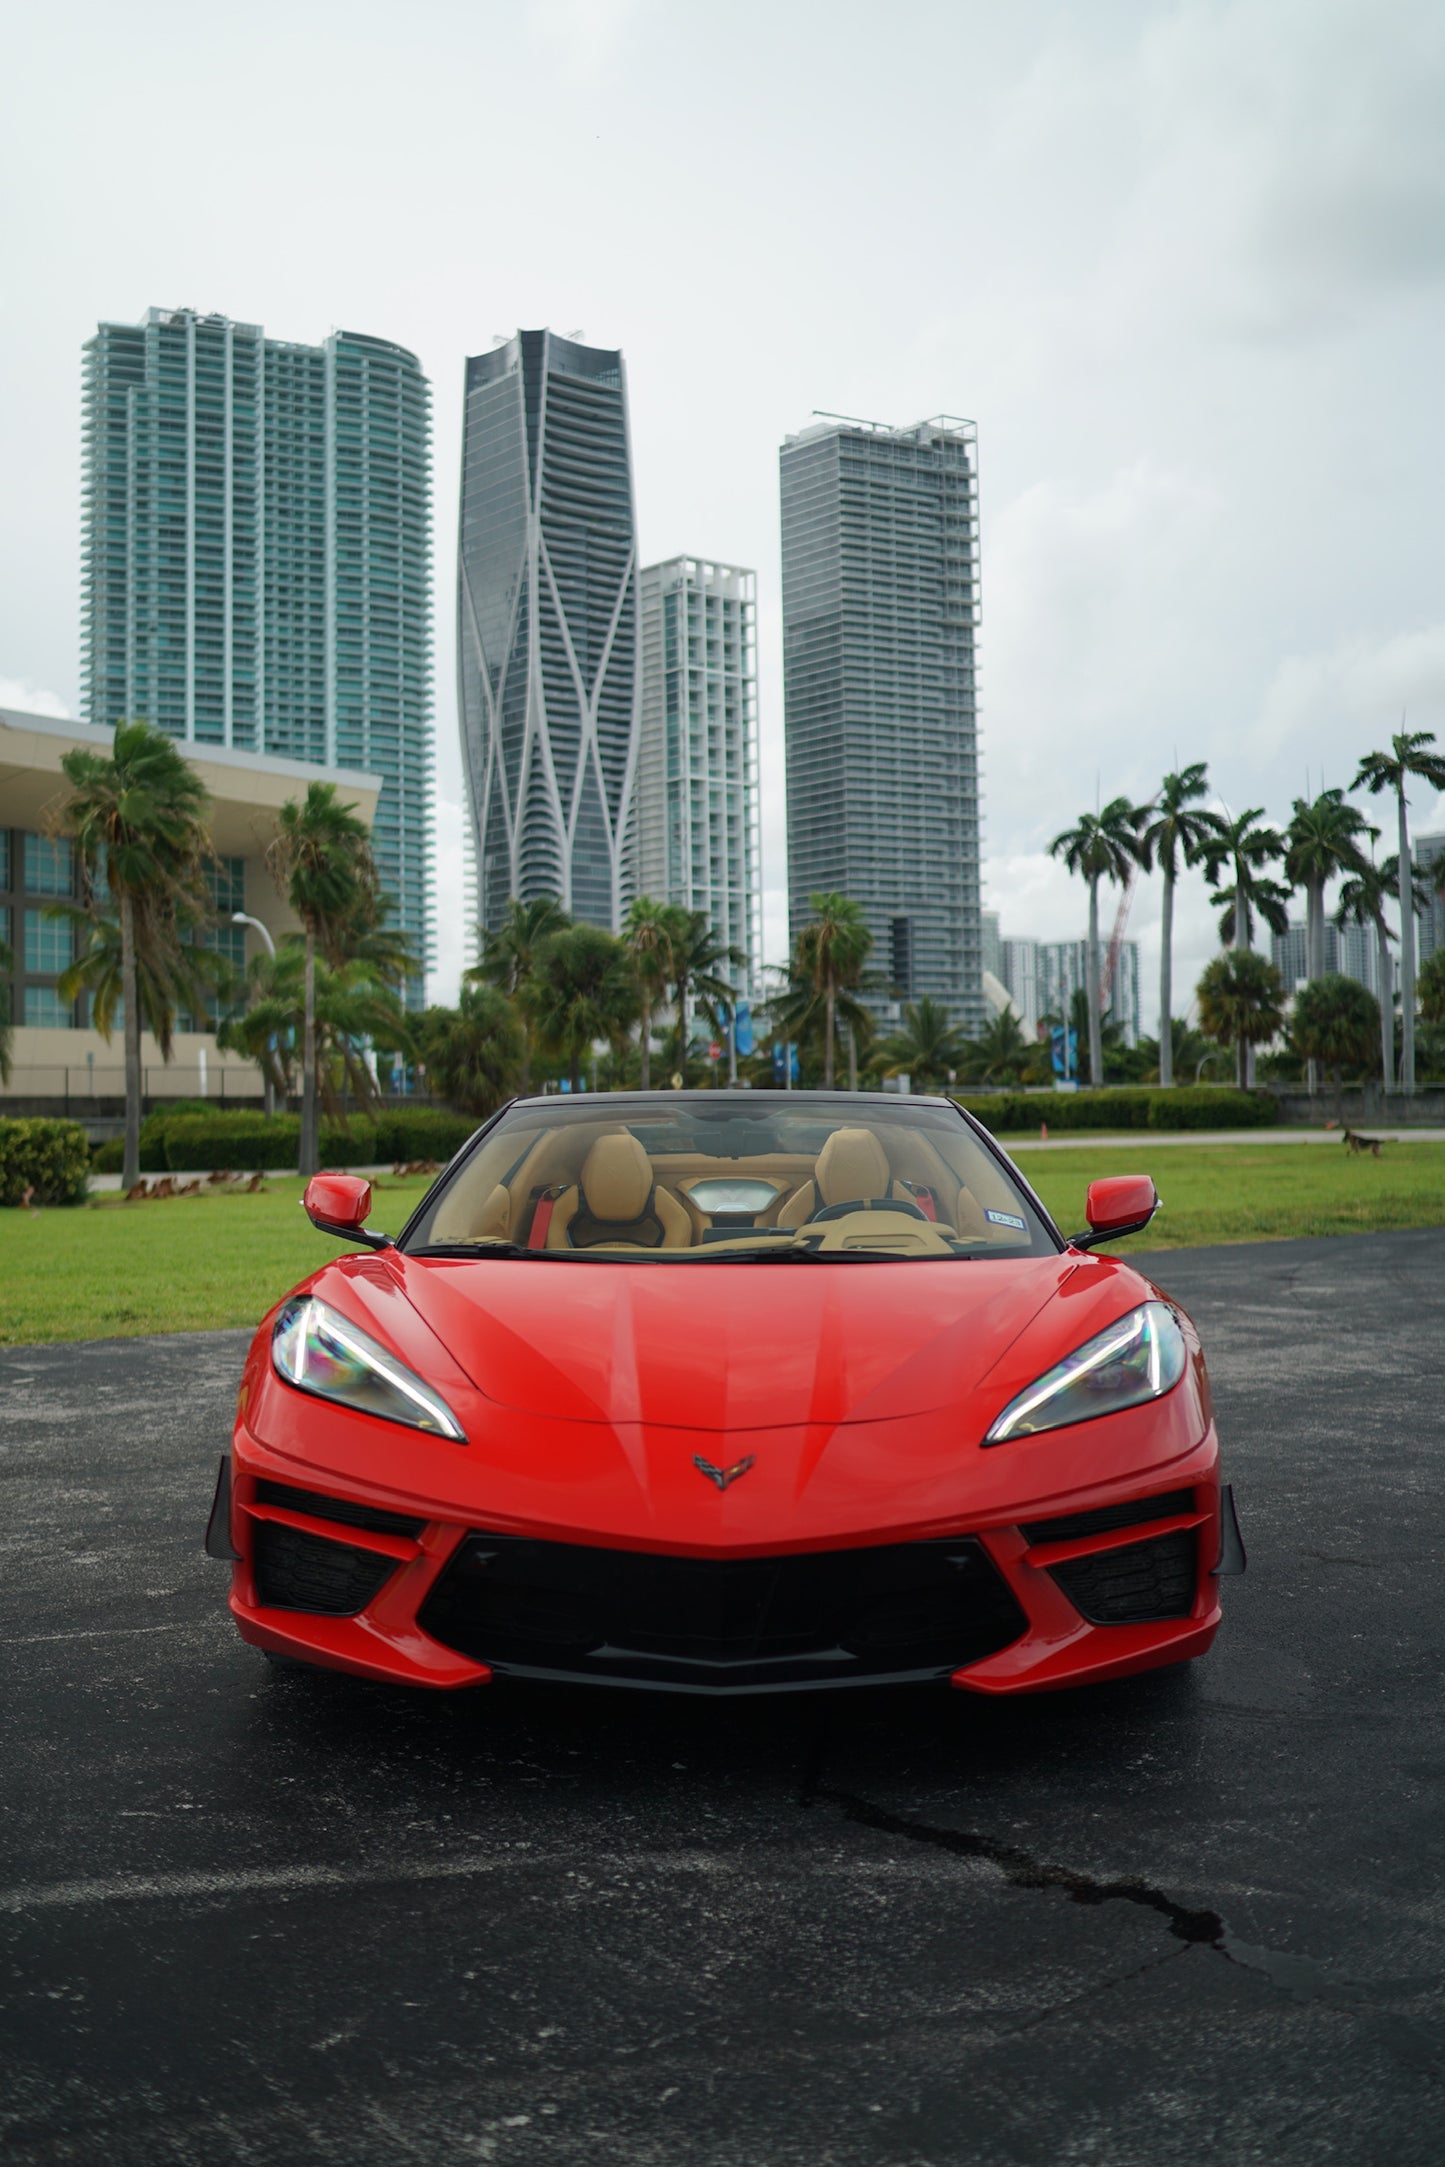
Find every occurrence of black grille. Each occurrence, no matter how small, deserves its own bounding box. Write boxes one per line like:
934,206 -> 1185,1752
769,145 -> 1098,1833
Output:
1049,1530 -> 1196,1625
254,1479 -> 425,1539
417,1534 -> 1029,1693
252,1521 -> 399,1615
1022,1489 -> 1195,1546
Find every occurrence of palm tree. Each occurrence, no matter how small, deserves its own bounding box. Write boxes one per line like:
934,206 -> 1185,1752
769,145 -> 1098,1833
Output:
1419,948 -> 1445,1026
765,959 -> 873,1087
1283,789 -> 1373,1096
469,895 -> 570,1091
218,943 -> 412,1120
54,903 -> 229,1054
1291,976 -> 1381,1124
875,995 -> 970,1092
267,782 -> 376,1178
1353,729 -> 1445,1092
959,1007 -> 1034,1088
1201,807 -> 1292,952
1196,949 -> 1285,1087
793,893 -> 873,1090
622,896 -> 684,1090
524,924 -> 639,1091
57,720 -> 211,1189
667,911 -> 746,1085
416,984 -> 523,1117
1137,766 -> 1223,1087
1334,855 -> 1405,1091
1049,798 -> 1146,1088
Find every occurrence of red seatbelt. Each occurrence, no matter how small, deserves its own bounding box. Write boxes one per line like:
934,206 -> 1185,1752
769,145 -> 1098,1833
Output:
906,1183 -> 938,1220
529,1186 -> 563,1248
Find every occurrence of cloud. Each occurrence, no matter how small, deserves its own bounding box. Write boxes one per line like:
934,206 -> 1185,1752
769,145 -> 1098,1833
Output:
986,0 -> 1445,350
526,0 -> 643,79
0,678 -> 70,718
983,461 -> 1223,840
1251,624 -> 1445,809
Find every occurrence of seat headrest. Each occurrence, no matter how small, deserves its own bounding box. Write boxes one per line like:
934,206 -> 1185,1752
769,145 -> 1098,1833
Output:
579,1133 -> 654,1223
814,1127 -> 891,1206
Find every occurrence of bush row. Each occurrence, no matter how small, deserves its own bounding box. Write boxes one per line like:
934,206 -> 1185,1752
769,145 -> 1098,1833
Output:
92,1106 -> 479,1175
0,1118 -> 92,1207
951,1086 -> 1276,1132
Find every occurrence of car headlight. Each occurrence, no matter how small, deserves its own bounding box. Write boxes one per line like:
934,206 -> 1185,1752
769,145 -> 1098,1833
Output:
983,1301 -> 1187,1446
272,1295 -> 466,1441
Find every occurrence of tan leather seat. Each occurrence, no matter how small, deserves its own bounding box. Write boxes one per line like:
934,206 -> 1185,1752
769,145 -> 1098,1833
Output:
431,1178 -> 511,1243
547,1134 -> 692,1250
777,1127 -> 903,1228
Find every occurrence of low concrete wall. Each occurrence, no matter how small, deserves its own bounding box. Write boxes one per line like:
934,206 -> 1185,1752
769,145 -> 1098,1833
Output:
1269,1085 -> 1445,1126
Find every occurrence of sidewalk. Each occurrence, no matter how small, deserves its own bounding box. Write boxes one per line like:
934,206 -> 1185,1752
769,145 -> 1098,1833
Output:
1008,1128 -> 1445,1151
88,1161 -> 406,1193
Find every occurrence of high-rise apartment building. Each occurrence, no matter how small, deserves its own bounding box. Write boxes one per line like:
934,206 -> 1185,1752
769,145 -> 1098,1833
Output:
81,308 -> 434,986
1417,833 -> 1444,964
457,329 -> 640,932
631,557 -> 759,991
780,413 -> 983,1029
1271,919 -> 1388,998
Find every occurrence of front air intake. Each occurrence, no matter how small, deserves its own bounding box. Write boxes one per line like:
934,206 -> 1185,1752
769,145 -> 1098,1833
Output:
252,1521 -> 398,1616
1048,1530 -> 1196,1624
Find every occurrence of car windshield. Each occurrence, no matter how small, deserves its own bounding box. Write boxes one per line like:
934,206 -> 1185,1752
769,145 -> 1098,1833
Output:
401,1093 -> 1058,1262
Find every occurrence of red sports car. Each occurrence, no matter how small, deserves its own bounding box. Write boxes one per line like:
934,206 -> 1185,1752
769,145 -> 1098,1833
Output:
207,1091 -> 1245,1695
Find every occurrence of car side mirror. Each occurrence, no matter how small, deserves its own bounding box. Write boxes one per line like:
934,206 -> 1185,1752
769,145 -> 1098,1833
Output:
303,1173 -> 392,1250
1071,1175 -> 1159,1250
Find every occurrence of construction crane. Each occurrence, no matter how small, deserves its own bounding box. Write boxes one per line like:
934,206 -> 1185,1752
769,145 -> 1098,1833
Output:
1098,791 -> 1159,1024
1099,858 -> 1141,1021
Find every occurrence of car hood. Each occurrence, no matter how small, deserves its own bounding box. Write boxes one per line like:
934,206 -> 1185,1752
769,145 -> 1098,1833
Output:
388,1252 -> 1080,1431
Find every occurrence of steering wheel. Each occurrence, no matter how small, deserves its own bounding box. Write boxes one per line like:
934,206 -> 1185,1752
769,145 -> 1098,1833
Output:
807,1196 -> 929,1224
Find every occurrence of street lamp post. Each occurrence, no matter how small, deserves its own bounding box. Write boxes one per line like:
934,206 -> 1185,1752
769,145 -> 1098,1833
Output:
232,912 -> 277,1117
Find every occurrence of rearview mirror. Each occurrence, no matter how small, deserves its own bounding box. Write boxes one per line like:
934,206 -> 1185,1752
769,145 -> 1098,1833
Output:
302,1173 -> 391,1250
1071,1175 -> 1159,1250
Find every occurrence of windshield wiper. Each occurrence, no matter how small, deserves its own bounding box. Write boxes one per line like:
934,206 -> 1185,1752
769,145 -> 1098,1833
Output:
406,1241 -> 541,1260
707,1243 -> 969,1263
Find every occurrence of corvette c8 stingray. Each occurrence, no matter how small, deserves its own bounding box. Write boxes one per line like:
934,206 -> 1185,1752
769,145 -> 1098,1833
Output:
206,1091 -> 1245,1695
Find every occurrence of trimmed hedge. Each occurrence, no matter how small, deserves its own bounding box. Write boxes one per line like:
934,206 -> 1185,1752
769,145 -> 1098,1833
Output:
952,1087 -> 1276,1133
0,1118 -> 92,1207
154,1107 -> 477,1173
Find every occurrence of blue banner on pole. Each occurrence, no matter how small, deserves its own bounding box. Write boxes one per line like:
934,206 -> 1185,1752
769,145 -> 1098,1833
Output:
734,1001 -> 754,1057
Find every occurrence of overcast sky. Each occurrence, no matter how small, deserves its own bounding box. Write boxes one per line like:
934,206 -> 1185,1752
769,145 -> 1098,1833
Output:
4,0 -> 1444,1025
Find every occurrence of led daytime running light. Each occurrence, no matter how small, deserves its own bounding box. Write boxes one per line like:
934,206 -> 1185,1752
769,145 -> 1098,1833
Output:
272,1296 -> 466,1441
984,1301 -> 1186,1446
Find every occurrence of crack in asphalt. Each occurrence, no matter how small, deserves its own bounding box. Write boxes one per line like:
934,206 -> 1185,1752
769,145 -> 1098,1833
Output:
814,1784 -> 1225,1946
803,1782 -> 1437,2018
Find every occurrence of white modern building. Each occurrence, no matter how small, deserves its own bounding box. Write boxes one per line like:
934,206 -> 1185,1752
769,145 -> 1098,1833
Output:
990,935 -> 1140,1047
1271,919 -> 1388,998
630,557 -> 760,992
457,330 -> 640,932
1418,832 -> 1444,964
1,704 -> 379,1107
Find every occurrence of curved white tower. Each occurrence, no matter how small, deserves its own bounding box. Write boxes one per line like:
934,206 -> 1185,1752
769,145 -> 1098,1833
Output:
457,330 -> 640,931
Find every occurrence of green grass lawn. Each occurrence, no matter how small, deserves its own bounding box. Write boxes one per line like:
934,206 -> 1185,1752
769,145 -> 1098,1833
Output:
0,1174 -> 437,1347
1015,1140 -> 1445,1252
1,1145 -> 1443,1346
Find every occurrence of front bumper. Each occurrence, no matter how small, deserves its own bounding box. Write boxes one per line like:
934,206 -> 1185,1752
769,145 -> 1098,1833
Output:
212,1423 -> 1234,1696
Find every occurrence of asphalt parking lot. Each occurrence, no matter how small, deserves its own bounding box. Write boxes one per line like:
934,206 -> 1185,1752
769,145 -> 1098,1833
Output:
3,1227 -> 1443,2167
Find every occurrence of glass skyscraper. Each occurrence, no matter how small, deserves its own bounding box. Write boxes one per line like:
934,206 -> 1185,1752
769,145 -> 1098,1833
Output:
631,557 -> 760,991
457,329 -> 639,932
81,307 -> 434,986
780,414 -> 983,1029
